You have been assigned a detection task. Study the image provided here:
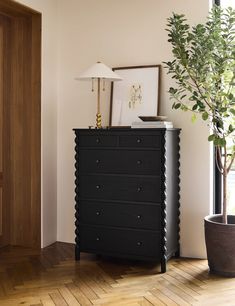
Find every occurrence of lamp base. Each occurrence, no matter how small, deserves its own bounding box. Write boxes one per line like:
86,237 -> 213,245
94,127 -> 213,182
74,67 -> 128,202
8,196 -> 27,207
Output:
96,113 -> 102,129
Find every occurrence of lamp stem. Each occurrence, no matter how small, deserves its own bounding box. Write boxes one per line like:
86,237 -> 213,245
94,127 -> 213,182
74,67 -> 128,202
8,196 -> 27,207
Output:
96,78 -> 102,128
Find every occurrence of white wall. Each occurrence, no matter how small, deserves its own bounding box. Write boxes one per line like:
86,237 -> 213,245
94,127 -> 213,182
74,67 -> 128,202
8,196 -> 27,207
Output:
57,0 -> 212,258
16,0 -> 58,247
16,0 -> 212,258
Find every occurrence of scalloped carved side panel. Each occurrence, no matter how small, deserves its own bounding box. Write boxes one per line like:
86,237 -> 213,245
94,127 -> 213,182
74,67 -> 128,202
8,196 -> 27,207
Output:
176,131 -> 181,256
74,132 -> 80,260
164,129 -> 181,266
160,131 -> 167,273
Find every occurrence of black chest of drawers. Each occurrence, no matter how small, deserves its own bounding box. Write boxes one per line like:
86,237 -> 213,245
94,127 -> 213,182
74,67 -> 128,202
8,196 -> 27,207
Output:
74,128 -> 180,273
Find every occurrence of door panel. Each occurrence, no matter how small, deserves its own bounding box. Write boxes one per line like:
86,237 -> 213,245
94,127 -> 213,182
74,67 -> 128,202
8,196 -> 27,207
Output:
0,23 -> 6,246
0,15 -> 11,248
0,6 -> 41,249
0,186 -> 3,237
0,24 -> 3,244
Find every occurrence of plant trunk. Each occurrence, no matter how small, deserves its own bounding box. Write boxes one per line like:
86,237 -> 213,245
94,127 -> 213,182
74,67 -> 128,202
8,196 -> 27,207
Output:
222,164 -> 227,224
216,146 -> 228,224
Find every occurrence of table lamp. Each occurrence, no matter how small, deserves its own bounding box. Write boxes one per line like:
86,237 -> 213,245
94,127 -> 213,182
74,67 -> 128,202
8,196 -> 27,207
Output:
75,62 -> 122,128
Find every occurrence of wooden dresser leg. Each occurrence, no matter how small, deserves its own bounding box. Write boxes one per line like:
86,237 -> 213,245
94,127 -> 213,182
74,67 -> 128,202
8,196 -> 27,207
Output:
175,248 -> 180,258
161,259 -> 166,273
75,246 -> 80,261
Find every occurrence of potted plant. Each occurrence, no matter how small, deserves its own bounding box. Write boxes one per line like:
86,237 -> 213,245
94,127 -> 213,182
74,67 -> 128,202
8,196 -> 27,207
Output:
164,5 -> 235,276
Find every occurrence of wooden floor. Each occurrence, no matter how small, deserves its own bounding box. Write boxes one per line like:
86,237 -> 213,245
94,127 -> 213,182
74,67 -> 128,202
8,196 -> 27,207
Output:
0,243 -> 235,306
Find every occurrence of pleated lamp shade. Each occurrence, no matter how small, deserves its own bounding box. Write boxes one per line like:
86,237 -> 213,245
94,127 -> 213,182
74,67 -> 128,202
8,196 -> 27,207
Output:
75,62 -> 122,81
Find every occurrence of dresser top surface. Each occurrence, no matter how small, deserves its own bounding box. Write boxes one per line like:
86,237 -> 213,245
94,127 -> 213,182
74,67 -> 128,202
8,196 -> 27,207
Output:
73,127 -> 181,134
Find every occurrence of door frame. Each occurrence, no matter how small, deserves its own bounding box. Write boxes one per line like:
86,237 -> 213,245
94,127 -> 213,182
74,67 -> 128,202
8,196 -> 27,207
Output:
0,0 -> 41,249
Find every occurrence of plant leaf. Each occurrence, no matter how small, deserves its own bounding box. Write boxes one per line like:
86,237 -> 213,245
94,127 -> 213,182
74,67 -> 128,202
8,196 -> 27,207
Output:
202,112 -> 209,120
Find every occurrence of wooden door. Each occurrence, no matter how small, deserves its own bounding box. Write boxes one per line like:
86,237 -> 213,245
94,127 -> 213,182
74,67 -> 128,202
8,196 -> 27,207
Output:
0,22 -> 10,247
0,24 -> 3,246
0,0 -> 41,249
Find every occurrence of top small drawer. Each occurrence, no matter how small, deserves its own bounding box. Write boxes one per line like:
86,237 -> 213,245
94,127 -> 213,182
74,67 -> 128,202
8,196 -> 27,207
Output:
79,135 -> 117,147
119,135 -> 161,148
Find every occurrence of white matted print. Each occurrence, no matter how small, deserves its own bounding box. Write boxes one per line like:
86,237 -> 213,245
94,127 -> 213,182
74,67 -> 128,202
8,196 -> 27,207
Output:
110,65 -> 160,126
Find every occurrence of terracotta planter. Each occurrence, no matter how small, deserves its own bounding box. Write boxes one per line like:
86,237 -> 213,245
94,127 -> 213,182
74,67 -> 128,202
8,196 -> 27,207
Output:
205,214 -> 235,277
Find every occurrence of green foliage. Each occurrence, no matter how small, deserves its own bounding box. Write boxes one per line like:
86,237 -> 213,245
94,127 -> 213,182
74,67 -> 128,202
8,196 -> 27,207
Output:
164,5 -> 235,159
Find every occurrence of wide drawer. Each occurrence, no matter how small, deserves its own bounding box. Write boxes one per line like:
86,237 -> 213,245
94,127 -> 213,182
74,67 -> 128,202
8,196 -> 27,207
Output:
79,149 -> 161,175
119,135 -> 161,148
79,175 -> 161,203
78,135 -> 117,147
80,201 -> 161,230
80,225 -> 161,258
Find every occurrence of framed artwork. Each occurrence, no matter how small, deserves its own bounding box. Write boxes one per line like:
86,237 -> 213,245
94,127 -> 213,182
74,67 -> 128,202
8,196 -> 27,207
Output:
109,65 -> 161,126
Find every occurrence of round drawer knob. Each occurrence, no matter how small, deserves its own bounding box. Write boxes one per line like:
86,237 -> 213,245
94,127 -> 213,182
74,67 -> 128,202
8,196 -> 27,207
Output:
137,160 -> 142,165
96,159 -> 100,164
96,237 -> 100,241
96,211 -> 101,216
137,215 -> 142,219
137,241 -> 142,246
96,138 -> 100,143
137,186 -> 142,192
136,138 -> 142,143
96,185 -> 101,189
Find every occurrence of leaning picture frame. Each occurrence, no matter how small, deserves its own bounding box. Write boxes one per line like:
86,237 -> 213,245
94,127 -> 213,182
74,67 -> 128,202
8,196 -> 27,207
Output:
109,65 -> 161,126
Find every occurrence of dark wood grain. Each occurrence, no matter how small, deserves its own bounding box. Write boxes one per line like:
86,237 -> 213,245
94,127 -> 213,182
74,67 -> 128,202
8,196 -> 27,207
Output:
80,200 -> 161,230
0,0 -> 40,17
0,0 -> 41,249
74,128 -> 181,273
79,148 -> 161,175
0,24 -> 2,175
79,174 -> 161,203
0,23 -> 2,239
0,15 -> 10,247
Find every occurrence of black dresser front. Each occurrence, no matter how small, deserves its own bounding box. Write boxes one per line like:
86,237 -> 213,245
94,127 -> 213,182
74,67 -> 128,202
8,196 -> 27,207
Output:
74,128 -> 180,273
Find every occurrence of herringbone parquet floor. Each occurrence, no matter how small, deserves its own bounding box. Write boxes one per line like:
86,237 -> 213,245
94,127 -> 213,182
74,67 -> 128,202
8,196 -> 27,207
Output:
0,242 -> 234,306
